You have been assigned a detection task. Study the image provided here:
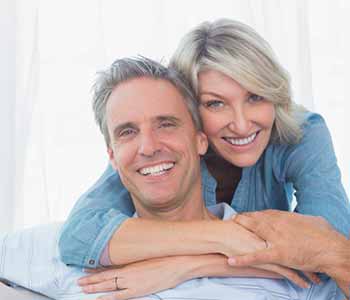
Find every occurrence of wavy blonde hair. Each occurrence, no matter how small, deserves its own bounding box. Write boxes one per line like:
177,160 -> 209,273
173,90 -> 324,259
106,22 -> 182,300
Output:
170,19 -> 306,144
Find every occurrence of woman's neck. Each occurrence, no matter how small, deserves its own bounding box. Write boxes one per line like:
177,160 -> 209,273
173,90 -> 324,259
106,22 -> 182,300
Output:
204,148 -> 242,204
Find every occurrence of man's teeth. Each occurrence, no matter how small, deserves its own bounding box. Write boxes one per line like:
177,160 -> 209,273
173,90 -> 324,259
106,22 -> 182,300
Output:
226,132 -> 257,146
139,163 -> 174,176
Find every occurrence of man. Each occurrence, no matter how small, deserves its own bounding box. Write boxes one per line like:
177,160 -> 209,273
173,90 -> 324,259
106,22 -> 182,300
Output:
0,57 -> 344,300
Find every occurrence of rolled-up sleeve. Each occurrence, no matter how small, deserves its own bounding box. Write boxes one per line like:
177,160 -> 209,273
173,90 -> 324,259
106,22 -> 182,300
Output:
284,114 -> 350,236
58,164 -> 135,268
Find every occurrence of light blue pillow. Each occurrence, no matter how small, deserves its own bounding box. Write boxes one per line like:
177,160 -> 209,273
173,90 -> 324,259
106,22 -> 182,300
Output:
0,223 -> 106,300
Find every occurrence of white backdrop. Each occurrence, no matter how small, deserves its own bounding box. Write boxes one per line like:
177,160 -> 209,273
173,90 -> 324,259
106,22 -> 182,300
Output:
1,0 -> 349,231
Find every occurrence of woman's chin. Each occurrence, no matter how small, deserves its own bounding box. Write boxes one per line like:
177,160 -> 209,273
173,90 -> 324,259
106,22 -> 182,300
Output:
222,152 -> 261,168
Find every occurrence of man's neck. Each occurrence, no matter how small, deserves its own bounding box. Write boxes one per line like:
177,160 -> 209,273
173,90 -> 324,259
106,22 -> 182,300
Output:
133,185 -> 217,222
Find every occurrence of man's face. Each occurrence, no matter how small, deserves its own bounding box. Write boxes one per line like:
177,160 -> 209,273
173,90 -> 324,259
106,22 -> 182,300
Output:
106,77 -> 208,214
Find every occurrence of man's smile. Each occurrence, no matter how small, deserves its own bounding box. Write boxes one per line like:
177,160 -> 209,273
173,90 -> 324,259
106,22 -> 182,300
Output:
138,162 -> 175,176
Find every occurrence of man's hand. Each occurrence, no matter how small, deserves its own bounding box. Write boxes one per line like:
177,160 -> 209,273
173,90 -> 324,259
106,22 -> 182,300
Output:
229,210 -> 348,277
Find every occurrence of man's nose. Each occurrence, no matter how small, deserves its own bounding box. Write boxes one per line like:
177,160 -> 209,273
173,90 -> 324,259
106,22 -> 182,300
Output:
138,130 -> 161,157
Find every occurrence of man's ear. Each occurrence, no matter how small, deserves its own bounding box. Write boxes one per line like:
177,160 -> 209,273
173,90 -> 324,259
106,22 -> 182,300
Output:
107,147 -> 118,171
196,131 -> 208,156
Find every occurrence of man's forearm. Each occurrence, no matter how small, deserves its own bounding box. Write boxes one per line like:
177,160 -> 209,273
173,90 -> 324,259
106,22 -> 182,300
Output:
181,254 -> 280,281
322,239 -> 350,298
109,218 -> 264,265
335,279 -> 349,299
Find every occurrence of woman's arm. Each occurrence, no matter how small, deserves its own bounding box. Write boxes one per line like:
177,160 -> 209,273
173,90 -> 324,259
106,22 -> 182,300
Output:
108,217 -> 265,265
58,165 -> 134,268
284,113 -> 350,236
58,164 -> 267,269
100,218 -> 309,290
78,254 -> 307,300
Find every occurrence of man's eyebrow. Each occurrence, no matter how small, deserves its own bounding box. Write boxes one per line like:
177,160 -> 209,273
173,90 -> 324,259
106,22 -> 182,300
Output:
155,115 -> 182,124
112,122 -> 136,137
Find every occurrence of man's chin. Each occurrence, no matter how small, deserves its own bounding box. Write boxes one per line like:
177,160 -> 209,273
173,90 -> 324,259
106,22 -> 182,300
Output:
135,192 -> 179,211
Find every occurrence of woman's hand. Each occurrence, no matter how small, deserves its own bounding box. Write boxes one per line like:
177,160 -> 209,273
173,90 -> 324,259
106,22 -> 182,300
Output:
78,256 -> 190,300
220,220 -> 318,287
229,210 -> 344,273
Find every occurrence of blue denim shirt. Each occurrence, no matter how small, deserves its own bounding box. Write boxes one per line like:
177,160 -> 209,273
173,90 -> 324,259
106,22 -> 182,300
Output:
58,113 -> 350,268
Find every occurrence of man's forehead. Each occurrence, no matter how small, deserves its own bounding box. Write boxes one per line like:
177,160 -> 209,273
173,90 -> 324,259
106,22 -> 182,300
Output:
106,77 -> 192,126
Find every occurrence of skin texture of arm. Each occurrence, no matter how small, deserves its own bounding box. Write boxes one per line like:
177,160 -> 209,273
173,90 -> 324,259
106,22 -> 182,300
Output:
229,210 -> 350,297
107,217 -> 310,288
108,217 -> 265,265
78,254 -> 282,300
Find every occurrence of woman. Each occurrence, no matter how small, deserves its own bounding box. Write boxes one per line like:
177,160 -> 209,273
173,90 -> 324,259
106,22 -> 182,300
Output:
59,19 -> 350,298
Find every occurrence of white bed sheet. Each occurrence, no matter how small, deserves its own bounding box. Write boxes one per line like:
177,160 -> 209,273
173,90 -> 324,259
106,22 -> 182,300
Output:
0,282 -> 52,300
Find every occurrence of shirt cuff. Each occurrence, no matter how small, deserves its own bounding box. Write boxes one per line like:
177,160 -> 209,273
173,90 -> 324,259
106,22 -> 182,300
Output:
99,243 -> 112,266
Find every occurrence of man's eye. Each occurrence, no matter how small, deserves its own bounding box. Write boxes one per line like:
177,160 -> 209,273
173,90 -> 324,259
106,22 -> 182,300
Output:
159,122 -> 175,128
203,100 -> 224,109
248,93 -> 264,103
119,128 -> 135,137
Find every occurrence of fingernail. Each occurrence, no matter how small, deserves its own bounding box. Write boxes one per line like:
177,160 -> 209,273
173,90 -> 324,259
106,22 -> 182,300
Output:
227,258 -> 236,265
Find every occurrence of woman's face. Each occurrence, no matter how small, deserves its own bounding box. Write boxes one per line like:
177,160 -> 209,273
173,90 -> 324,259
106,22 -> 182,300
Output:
198,69 -> 275,167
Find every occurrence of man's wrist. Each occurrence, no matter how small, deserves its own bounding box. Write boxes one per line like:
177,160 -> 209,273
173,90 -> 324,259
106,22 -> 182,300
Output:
320,236 -> 350,280
179,254 -> 229,281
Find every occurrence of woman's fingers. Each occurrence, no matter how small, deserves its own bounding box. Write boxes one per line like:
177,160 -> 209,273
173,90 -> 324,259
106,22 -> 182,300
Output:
228,247 -> 279,267
262,264 -> 309,288
303,271 -> 321,284
79,269 -> 117,286
82,278 -> 118,293
233,214 -> 276,240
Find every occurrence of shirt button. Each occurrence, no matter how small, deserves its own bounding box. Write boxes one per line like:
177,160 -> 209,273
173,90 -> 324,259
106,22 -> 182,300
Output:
89,259 -> 95,265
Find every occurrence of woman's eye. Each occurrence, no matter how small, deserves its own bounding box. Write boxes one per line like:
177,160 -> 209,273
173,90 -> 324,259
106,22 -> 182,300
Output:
248,94 -> 264,102
203,100 -> 224,109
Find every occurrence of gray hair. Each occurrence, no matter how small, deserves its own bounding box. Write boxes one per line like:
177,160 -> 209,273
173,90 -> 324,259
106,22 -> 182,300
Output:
170,19 -> 306,144
92,56 -> 202,146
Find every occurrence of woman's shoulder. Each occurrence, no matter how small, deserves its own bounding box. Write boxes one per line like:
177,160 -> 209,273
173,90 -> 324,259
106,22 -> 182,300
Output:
300,111 -> 327,132
269,111 -> 330,154
263,111 -> 333,179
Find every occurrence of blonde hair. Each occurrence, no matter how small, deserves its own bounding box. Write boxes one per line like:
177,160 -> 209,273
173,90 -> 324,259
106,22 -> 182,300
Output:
170,19 -> 305,144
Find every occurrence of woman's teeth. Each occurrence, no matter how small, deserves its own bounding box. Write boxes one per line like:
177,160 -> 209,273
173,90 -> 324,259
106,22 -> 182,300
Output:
225,132 -> 257,146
